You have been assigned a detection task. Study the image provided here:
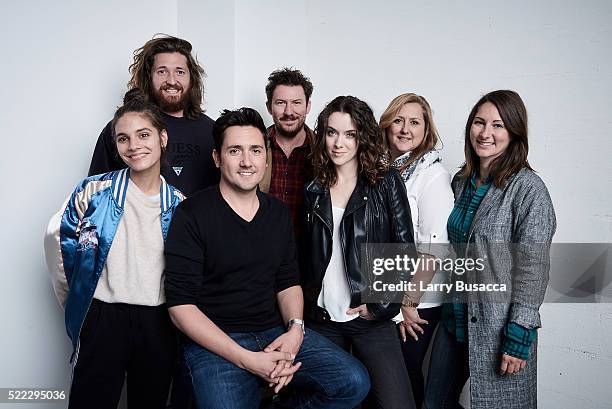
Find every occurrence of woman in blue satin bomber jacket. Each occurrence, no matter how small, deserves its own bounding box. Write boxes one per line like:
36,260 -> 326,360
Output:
44,89 -> 184,409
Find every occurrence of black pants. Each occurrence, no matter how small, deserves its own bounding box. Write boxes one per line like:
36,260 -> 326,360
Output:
397,306 -> 442,409
69,299 -> 176,409
308,317 -> 416,409
424,323 -> 470,409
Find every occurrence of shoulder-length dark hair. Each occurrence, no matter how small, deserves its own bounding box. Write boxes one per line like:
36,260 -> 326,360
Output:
458,90 -> 533,187
128,34 -> 206,120
312,96 -> 388,187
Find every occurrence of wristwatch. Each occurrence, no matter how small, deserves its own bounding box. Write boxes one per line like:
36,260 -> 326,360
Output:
287,318 -> 305,335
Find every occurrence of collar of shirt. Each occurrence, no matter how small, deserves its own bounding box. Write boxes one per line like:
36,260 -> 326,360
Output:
267,125 -> 313,152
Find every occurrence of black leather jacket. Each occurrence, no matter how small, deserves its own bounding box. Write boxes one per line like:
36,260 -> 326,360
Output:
301,169 -> 416,322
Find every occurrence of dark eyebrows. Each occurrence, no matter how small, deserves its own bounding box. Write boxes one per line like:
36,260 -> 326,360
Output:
226,144 -> 265,150
136,127 -> 152,133
327,126 -> 356,134
154,65 -> 187,71
474,116 -> 503,123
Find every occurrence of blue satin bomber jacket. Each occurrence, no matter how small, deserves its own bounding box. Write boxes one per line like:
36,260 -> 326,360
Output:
44,169 -> 184,365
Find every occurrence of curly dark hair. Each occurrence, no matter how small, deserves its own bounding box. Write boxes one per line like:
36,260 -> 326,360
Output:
312,96 -> 388,187
127,34 -> 206,120
265,68 -> 313,106
458,90 -> 533,187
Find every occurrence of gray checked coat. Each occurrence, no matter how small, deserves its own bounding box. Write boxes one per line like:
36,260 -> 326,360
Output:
451,168 -> 556,409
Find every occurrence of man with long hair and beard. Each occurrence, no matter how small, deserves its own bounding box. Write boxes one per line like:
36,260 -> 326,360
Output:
87,34 -> 218,409
88,34 -> 219,196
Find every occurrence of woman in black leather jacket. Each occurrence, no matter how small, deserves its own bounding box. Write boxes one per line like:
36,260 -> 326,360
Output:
302,96 -> 417,409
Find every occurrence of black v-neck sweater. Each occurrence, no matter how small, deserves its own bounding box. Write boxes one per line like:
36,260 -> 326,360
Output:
164,186 -> 299,332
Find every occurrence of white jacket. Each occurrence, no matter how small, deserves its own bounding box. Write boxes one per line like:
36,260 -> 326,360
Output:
392,150 -> 454,314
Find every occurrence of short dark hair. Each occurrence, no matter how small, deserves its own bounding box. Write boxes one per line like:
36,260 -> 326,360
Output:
213,107 -> 267,152
458,89 -> 532,187
265,68 -> 313,106
128,34 -> 206,120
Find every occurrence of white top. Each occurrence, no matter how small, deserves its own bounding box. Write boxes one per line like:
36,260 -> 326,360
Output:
317,206 -> 356,322
392,151 -> 455,321
94,181 -> 166,306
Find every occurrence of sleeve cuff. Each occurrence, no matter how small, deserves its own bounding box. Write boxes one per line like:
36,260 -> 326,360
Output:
502,322 -> 537,360
509,303 -> 542,329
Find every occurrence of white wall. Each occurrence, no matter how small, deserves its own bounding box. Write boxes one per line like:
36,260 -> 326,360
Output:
229,1 -> 612,406
1,1 -> 610,408
1,2 -> 178,408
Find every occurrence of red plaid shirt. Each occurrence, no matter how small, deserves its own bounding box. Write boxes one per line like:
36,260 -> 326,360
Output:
267,125 -> 314,237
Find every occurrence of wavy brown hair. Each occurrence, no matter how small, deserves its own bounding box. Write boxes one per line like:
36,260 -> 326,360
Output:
458,90 -> 533,187
127,34 -> 206,120
380,93 -> 441,173
312,96 -> 388,187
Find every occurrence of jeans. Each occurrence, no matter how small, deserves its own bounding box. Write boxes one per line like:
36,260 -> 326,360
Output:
308,317 -> 416,409
424,322 -> 469,409
183,326 -> 370,409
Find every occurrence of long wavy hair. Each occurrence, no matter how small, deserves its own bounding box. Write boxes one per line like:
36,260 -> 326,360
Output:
127,34 -> 206,120
458,90 -> 533,187
312,96 -> 388,187
380,93 -> 441,173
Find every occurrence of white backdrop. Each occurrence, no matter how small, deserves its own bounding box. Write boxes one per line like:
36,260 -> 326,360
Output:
1,1 -> 610,408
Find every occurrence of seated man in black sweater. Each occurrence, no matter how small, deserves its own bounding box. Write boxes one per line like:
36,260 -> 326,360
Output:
164,107 -> 370,409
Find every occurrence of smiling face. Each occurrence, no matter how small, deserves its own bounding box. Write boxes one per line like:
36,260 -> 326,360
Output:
386,102 -> 426,159
151,52 -> 191,115
115,112 -> 168,175
325,112 -> 359,172
213,125 -> 267,194
469,101 -> 511,171
267,85 -> 311,138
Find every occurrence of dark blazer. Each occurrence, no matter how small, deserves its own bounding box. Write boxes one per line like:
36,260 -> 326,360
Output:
301,169 -> 416,321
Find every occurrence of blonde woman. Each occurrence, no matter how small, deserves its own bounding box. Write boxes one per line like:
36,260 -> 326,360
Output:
380,93 -> 454,408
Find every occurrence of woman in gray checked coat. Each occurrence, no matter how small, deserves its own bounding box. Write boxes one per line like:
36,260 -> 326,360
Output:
425,90 -> 556,409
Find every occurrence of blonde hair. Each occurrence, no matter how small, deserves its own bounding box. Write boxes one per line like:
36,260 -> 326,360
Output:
380,93 -> 441,173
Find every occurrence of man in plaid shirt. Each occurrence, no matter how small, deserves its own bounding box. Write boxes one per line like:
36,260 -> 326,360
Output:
262,68 -> 314,237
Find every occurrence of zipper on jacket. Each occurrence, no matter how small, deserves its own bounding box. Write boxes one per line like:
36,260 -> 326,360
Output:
314,210 -> 334,280
338,224 -> 358,300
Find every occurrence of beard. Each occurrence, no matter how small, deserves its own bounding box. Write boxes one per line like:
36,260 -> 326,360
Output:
152,84 -> 189,114
273,114 -> 306,139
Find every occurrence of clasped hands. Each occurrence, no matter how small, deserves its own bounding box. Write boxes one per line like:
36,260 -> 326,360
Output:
241,325 -> 304,394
